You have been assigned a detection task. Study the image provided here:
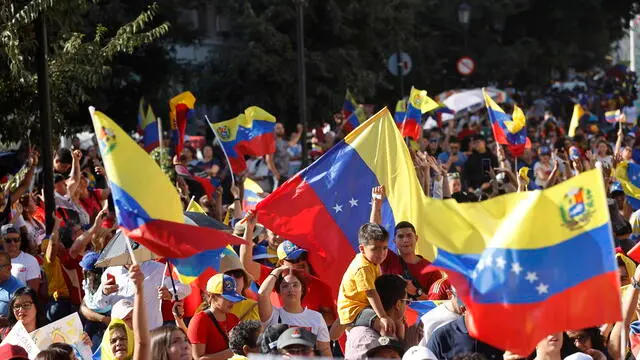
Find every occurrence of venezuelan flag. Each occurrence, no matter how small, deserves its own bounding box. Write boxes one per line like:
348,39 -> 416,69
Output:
88,107 -> 244,258
568,104 -> 586,137
209,106 -> 276,174
170,245 -> 237,287
483,88 -> 531,157
142,104 -> 159,152
615,161 -> 640,209
424,169 -> 620,354
169,91 -> 196,156
605,109 -> 624,123
254,108 -> 427,297
341,90 -> 365,134
136,98 -> 145,135
401,87 -> 440,140
394,99 -> 406,128
243,177 -> 264,212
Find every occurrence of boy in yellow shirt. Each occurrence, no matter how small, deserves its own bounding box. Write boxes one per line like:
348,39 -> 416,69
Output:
331,223 -> 395,339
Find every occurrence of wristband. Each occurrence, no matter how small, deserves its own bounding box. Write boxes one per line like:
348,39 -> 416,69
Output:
234,198 -> 241,202
269,273 -> 278,279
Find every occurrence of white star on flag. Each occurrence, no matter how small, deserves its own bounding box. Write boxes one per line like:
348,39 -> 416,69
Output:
495,257 -> 506,269
349,198 -> 359,207
525,272 -> 538,283
484,256 -> 493,267
333,204 -> 343,213
536,283 -> 549,294
511,262 -> 523,275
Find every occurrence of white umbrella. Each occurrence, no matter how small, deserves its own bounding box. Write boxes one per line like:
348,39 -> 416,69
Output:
437,87 -> 509,121
95,230 -> 157,268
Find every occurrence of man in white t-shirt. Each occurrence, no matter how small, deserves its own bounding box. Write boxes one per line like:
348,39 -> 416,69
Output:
1,224 -> 41,290
419,287 -> 464,347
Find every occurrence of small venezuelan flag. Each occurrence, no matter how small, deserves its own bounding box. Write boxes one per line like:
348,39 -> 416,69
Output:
209,106 -> 276,174
483,88 -> 531,157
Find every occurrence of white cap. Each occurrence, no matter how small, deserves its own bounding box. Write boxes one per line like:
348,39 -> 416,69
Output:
111,299 -> 134,320
564,353 -> 593,360
402,346 -> 438,360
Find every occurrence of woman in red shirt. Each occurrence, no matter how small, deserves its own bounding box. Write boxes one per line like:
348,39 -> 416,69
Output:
187,274 -> 245,360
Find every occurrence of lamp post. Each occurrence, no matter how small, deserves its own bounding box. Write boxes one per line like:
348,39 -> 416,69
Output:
294,0 -> 308,167
458,2 -> 471,51
35,15 -> 55,233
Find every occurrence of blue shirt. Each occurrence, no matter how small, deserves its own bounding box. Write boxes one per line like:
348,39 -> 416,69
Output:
427,316 -> 503,360
438,152 -> 467,169
0,275 -> 24,316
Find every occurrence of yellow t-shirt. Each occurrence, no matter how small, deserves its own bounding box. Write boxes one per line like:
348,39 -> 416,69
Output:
231,299 -> 260,321
337,253 -> 380,325
41,240 -> 69,301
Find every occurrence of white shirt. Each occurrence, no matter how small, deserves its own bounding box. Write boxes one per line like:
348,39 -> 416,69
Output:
264,307 -> 330,342
11,251 -> 41,284
419,302 -> 460,347
93,260 -> 191,330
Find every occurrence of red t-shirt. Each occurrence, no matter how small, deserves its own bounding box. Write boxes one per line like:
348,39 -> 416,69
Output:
187,311 -> 239,355
381,252 -> 442,293
58,250 -> 83,305
258,265 -> 335,317
79,189 -> 103,221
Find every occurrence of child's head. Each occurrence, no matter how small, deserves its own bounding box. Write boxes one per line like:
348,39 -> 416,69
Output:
358,223 -> 389,265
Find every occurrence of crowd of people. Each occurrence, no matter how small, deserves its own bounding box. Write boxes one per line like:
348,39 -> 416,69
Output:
1,80 -> 640,360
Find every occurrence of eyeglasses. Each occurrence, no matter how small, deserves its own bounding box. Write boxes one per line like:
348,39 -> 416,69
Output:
13,302 -> 33,311
569,334 -> 588,343
4,237 -> 20,243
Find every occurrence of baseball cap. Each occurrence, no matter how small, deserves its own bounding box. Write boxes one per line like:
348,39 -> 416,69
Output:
233,221 -> 265,239
564,353 -> 593,360
111,299 -> 134,320
610,182 -> 625,196
259,324 -> 289,353
365,336 -> 405,358
0,344 -> 29,360
79,251 -> 101,271
206,274 -> 245,302
403,346 -> 438,360
538,146 -> 551,156
276,327 -> 316,350
277,240 -> 307,262
0,224 -> 18,237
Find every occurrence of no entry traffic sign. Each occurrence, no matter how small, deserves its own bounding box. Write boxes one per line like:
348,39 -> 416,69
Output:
456,56 -> 475,76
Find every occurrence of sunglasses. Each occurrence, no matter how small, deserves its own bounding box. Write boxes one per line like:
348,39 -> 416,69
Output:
4,237 -> 20,243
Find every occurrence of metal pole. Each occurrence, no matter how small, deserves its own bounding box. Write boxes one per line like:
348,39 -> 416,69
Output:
398,51 -> 404,99
295,0 -> 308,168
36,15 -> 55,233
631,19 -> 636,73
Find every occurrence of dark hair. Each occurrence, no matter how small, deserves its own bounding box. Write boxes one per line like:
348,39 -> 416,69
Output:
526,333 -> 579,360
35,348 -> 68,360
48,342 -> 73,355
568,328 -> 610,358
453,353 -> 488,360
150,325 -> 189,360
375,274 -> 407,311
274,272 -> 307,300
258,324 -> 289,354
8,287 -> 46,328
55,148 -> 72,165
358,223 -> 389,246
394,221 -> 416,235
229,320 -> 262,355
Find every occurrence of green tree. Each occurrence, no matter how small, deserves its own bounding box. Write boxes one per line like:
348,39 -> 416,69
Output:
199,0 -> 640,128
0,0 -> 169,140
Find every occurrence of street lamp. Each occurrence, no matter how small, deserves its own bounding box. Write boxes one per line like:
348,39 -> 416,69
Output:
458,3 -> 472,29
294,0 -> 308,167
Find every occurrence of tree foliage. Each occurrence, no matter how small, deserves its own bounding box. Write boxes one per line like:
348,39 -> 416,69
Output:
0,0 -> 170,140
200,0 -> 640,127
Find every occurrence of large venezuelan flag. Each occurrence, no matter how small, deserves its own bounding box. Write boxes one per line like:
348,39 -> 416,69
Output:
89,107 -> 244,258
615,161 -> 640,209
483,88 -> 531,157
142,104 -> 159,152
424,169 -> 620,354
169,91 -> 196,157
254,108 -> 429,297
401,87 -> 440,140
209,106 -> 276,174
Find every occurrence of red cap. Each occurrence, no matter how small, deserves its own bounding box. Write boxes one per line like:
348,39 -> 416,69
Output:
0,344 -> 29,359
